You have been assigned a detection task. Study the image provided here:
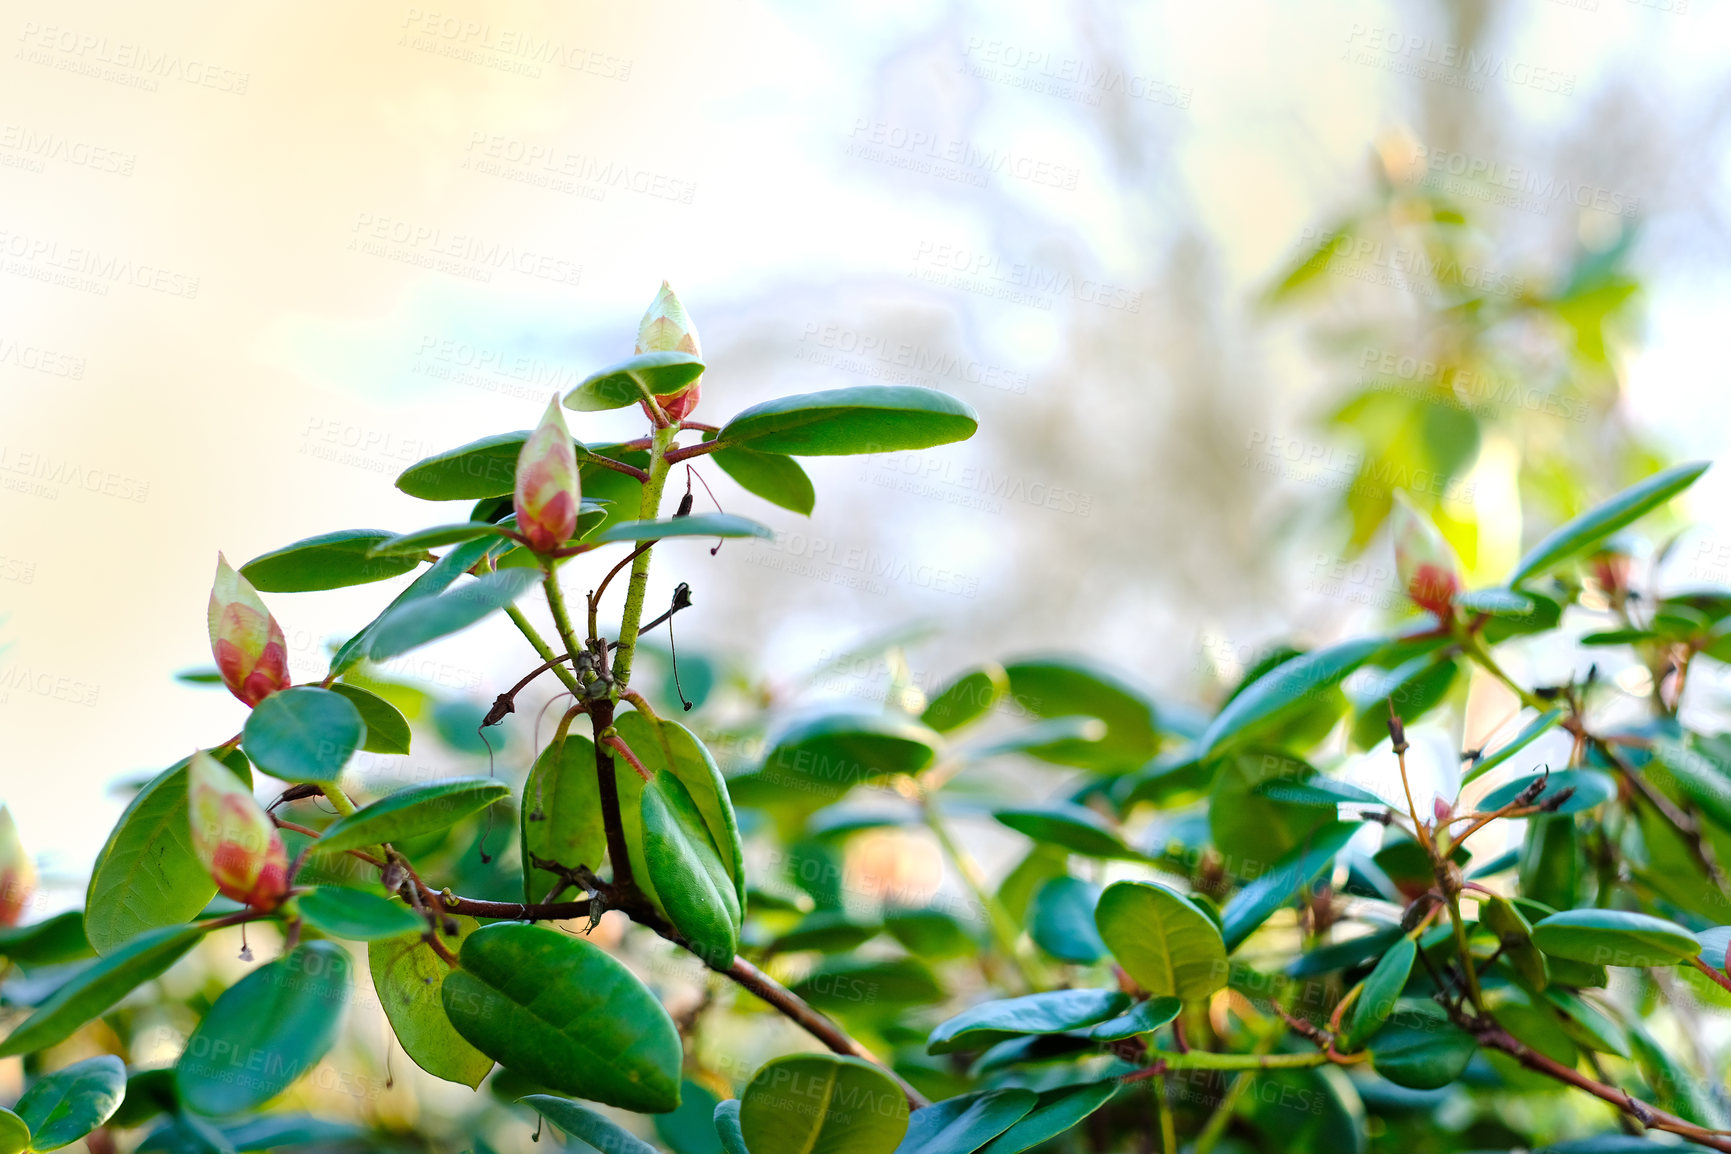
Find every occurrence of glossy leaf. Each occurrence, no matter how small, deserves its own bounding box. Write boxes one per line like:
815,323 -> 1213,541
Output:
1461,709 -> 1565,785
0,912 -> 91,969
895,1089 -> 1036,1154
327,536 -> 504,676
757,713 -> 941,801
0,924 -> 206,1057
1088,996 -> 1183,1041
295,886 -> 424,941
1479,770 -> 1616,816
1196,638 -> 1385,759
1453,587 -> 1536,615
922,665 -> 1008,733
1482,894 -> 1549,991
927,988 -> 1128,1055
1508,461 -> 1709,584
789,957 -> 945,1011
738,1055 -> 909,1154
1027,877 -> 1106,963
1345,936 -> 1415,1047
366,568 -> 542,661
328,682 -> 412,755
883,907 -> 974,959
368,916 -> 491,1088
239,529 -> 420,592
1369,1001 -> 1477,1089
616,712 -> 745,908
1531,909 -> 1699,967
655,1080 -> 725,1154
395,431 -> 529,500
714,1099 -> 749,1154
592,512 -> 773,544
366,521 -> 515,557
977,1082 -> 1118,1154
13,1055 -> 125,1151
1220,822 -> 1358,952
176,941 -> 350,1115
521,1095 -> 659,1154
718,386 -> 978,456
316,778 -> 510,853
1001,657 -> 1159,770
641,770 -> 742,967
565,349 -> 705,411
521,731 -> 605,901
1095,880 -> 1227,1000
993,804 -> 1144,860
242,686 -> 364,783
84,753 -> 246,955
441,923 -> 682,1113
711,444 -> 815,516
0,1109 -> 23,1154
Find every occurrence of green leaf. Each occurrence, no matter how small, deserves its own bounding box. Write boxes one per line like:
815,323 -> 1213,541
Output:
0,912 -> 91,969
239,529 -> 421,592
738,1054 -> 909,1154
1461,710 -> 1565,785
565,349 -> 705,412
714,1100 -> 748,1154
1531,909 -> 1700,967
882,908 -> 972,959
758,713 -> 941,801
521,732 -> 604,900
992,804 -> 1144,861
1026,877 -> 1106,964
1345,936 -> 1415,1047
107,1068 -> 174,1130
711,445 -> 815,516
718,386 -> 977,456
1254,777 -> 1385,808
1479,770 -> 1616,816
521,1095 -> 659,1154
85,753 -> 247,955
0,1108 -> 23,1154
976,1082 -> 1117,1154
13,1055 -> 125,1151
1196,639 -> 1385,759
223,1116 -> 363,1151
0,924 -> 206,1057
1001,658 -> 1158,771
328,536 -> 504,676
368,916 -> 491,1088
1648,737 -> 1731,832
242,686 -> 364,783
1482,894 -> 1549,991
655,1080 -> 724,1154
894,1089 -> 1035,1154
926,989 -> 1128,1055
789,957 -> 944,1011
921,666 -> 1008,734
317,777 -> 510,853
441,923 -> 682,1113
1088,997 -> 1182,1041
395,431 -> 528,500
1348,657 -> 1458,750
1453,587 -> 1536,615
296,886 -> 424,941
641,770 -> 742,968
593,513 -> 773,544
366,521 -> 514,557
328,683 -> 412,755
366,568 -> 542,661
1210,752 -> 1336,874
771,910 -> 880,954
1509,461 -> 1710,584
616,713 -> 745,909
1094,880 -> 1227,1001
1369,1001 -> 1477,1089
176,941 -> 350,1115
1219,822 -> 1358,952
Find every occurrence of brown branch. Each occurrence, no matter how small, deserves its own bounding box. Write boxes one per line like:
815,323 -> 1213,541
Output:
664,439 -> 724,464
589,697 -> 637,896
582,454 -> 650,483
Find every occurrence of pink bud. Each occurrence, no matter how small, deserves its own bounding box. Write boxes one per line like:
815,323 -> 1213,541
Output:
514,396 -> 581,553
187,750 -> 289,911
635,280 -> 702,421
0,806 -> 37,927
208,554 -> 290,707
1390,493 -> 1461,619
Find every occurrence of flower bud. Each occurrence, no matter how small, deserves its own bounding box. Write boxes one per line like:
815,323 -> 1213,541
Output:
514,396 -> 581,552
0,806 -> 36,927
1390,493 -> 1461,618
635,280 -> 702,421
208,554 -> 290,707
187,750 -> 289,911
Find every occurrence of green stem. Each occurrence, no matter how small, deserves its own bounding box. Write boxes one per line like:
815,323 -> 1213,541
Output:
921,798 -> 1048,992
610,424 -> 676,691
542,572 -> 584,670
320,786 -> 356,817
1460,633 -> 1549,714
1153,1076 -> 1176,1154
1143,1049 -> 1327,1072
1444,889 -> 1486,1013
505,605 -> 583,695
1191,1028 -> 1282,1154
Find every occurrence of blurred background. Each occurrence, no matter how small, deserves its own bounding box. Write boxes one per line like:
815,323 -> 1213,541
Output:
3,0 -> 1731,1140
